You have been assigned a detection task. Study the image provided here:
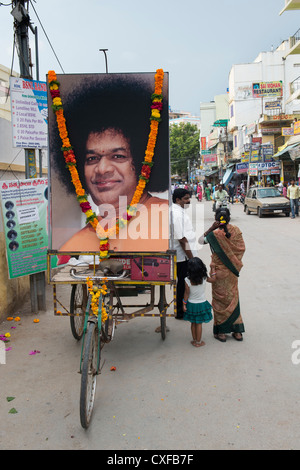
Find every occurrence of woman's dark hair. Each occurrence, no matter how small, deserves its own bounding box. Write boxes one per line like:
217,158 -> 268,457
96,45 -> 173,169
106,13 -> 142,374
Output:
215,208 -> 231,238
49,73 -> 169,194
187,257 -> 207,285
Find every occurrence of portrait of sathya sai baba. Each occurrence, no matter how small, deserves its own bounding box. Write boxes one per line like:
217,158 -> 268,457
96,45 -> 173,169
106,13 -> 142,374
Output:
47,71 -> 170,262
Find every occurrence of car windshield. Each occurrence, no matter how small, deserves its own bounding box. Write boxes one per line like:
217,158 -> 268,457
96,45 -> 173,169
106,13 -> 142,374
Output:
257,188 -> 281,198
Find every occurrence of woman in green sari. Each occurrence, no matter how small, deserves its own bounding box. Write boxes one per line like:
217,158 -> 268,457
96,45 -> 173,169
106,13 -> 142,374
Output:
199,208 -> 246,342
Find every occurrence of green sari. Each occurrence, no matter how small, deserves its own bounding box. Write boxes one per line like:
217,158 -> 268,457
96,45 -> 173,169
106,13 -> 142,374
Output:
206,224 -> 245,335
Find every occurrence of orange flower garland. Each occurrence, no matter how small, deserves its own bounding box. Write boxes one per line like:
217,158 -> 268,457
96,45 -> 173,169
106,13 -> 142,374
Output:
48,69 -> 164,258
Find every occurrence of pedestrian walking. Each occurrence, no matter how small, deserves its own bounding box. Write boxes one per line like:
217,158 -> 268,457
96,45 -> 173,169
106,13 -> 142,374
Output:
227,181 -> 235,204
196,183 -> 202,201
182,257 -> 215,347
199,208 -> 246,342
287,179 -> 300,218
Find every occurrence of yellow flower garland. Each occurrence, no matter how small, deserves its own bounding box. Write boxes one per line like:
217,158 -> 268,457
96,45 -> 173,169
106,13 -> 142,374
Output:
86,277 -> 108,321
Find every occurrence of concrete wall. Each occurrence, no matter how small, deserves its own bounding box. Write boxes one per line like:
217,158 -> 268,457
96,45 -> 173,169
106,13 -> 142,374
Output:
0,65 -> 30,320
0,232 -> 30,320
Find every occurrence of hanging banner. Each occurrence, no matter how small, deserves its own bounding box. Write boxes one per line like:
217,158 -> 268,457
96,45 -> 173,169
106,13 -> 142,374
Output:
0,178 -> 48,279
9,77 -> 48,149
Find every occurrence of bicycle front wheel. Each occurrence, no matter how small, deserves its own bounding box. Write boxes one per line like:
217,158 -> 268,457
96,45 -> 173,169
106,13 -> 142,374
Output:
70,284 -> 88,340
80,321 -> 99,429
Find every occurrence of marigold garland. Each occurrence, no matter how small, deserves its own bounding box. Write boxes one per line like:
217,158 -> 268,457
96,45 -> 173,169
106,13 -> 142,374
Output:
48,68 -> 164,259
86,277 -> 108,321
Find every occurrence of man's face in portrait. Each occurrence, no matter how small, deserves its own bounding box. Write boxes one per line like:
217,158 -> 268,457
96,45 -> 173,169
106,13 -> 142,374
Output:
84,128 -> 138,207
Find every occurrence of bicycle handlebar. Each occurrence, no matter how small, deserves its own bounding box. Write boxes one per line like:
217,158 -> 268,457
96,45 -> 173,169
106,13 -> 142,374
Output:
69,267 -> 129,281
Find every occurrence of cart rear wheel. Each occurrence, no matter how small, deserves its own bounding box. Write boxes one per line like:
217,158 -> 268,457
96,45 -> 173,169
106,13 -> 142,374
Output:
70,284 -> 88,340
80,321 -> 99,429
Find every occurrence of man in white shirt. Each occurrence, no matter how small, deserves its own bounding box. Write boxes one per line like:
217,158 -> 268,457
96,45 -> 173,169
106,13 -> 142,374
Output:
171,188 -> 198,319
214,183 -> 229,209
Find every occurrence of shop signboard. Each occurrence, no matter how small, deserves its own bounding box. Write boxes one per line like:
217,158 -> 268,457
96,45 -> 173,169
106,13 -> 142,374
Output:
9,77 -> 48,149
282,127 -> 294,136
265,100 -> 282,109
261,127 -> 282,135
252,81 -> 283,98
257,161 -> 280,171
203,154 -> 217,164
294,120 -> 300,135
0,178 -> 48,279
242,150 -> 260,162
261,144 -> 274,160
249,163 -> 258,176
201,137 -> 207,151
236,163 -> 248,173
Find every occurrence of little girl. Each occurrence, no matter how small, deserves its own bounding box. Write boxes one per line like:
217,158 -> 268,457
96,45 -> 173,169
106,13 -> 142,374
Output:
182,257 -> 216,347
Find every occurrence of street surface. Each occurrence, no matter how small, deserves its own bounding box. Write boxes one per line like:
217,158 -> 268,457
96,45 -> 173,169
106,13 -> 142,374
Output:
0,198 -> 300,450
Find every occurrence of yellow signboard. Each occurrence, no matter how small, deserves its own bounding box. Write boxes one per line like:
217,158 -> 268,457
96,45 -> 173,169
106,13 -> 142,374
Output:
294,120 -> 300,135
252,81 -> 283,98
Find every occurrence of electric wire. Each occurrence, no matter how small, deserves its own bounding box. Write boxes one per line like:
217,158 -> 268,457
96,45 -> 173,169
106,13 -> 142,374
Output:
29,0 -> 65,73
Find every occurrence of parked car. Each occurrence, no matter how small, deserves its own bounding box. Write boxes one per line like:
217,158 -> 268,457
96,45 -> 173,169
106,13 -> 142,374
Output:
244,187 -> 290,218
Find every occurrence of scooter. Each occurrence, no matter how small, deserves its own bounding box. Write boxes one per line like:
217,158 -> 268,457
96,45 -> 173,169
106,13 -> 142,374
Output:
213,196 -> 230,212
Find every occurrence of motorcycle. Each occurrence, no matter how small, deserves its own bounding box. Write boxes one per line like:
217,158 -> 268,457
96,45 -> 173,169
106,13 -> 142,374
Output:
239,193 -> 245,204
213,196 -> 230,212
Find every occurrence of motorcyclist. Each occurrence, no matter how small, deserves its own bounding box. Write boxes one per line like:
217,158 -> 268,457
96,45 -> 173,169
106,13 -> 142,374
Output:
214,183 -> 229,209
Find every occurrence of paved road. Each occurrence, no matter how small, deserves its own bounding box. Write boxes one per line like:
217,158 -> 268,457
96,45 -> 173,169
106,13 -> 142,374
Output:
1,199 -> 300,450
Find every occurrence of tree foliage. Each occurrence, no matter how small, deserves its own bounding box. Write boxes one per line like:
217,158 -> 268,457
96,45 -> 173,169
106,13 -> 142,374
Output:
170,122 -> 200,178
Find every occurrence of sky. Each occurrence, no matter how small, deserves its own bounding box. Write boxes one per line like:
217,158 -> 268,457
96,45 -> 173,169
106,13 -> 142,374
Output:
0,0 -> 300,115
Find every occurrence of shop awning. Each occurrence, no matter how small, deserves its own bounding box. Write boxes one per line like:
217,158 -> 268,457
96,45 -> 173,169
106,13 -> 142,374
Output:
204,169 -> 218,177
221,166 -> 234,186
273,142 -> 300,160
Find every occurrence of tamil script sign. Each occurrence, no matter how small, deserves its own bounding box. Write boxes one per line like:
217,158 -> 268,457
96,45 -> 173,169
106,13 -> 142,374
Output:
282,127 -> 294,136
10,77 -> 48,149
252,81 -> 283,98
236,163 -> 249,173
0,178 -> 48,279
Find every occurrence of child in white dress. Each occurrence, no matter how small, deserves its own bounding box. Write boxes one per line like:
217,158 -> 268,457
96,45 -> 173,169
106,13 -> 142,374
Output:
183,257 -> 216,347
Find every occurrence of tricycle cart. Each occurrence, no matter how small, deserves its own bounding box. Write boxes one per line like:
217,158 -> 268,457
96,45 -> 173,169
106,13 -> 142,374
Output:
47,250 -> 176,428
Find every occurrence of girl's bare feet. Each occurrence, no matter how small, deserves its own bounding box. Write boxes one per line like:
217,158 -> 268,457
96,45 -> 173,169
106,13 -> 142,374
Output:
192,341 -> 205,347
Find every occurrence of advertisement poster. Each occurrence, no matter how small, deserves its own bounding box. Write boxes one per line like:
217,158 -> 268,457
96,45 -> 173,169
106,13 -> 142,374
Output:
0,178 -> 48,279
10,77 -> 48,149
47,73 -> 170,256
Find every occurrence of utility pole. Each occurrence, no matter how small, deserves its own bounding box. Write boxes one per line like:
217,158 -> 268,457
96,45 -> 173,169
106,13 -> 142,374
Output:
246,134 -> 253,195
11,0 -> 46,312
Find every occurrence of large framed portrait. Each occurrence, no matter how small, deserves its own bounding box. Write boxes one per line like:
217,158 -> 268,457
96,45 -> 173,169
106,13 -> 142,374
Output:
47,72 -> 170,254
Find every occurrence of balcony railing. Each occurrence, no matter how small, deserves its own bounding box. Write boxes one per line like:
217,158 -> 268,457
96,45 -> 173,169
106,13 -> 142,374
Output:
290,75 -> 300,94
290,27 -> 300,48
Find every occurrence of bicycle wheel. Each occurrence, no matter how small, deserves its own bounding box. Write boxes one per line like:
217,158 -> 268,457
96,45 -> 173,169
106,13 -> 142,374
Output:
159,285 -> 167,340
70,284 -> 88,340
102,293 -> 115,343
80,321 -> 100,429
160,314 -> 166,340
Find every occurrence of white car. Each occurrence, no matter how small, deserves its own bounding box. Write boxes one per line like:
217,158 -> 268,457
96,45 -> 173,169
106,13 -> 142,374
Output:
244,187 -> 291,218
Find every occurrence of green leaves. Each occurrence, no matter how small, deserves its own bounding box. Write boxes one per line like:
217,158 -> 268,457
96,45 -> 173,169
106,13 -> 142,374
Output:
170,122 -> 200,178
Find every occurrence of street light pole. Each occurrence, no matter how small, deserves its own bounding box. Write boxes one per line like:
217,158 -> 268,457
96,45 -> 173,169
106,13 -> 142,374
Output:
99,49 -> 108,73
